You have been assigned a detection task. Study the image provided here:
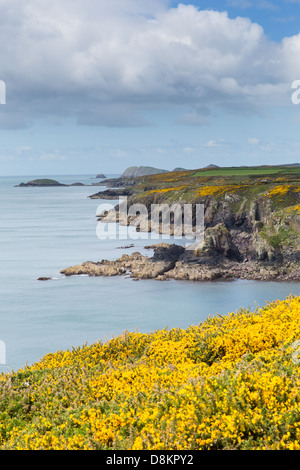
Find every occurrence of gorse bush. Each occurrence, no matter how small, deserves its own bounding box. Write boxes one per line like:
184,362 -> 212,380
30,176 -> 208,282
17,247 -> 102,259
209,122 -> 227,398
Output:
1,296 -> 300,449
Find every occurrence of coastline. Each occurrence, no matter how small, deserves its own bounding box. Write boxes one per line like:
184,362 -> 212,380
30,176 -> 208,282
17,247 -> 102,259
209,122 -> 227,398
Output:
60,242 -> 300,282
75,167 -> 300,284
8,173 -> 300,373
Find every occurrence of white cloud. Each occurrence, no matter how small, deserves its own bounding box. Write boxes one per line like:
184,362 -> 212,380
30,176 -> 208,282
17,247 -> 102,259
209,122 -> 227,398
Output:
16,146 -> 31,153
247,137 -> 260,145
0,154 -> 14,161
175,112 -> 210,127
39,152 -> 66,161
0,1 -> 299,128
204,140 -> 223,148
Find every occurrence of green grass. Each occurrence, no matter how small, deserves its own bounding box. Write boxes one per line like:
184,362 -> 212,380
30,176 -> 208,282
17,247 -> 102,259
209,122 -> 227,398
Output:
192,167 -> 300,177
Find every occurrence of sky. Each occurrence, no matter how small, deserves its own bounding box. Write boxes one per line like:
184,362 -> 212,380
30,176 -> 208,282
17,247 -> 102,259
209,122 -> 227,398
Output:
1,0 -> 300,176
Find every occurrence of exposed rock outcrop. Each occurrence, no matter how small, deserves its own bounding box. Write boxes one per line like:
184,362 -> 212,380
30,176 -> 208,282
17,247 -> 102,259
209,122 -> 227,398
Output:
61,245 -> 184,280
89,188 -> 134,200
60,242 -> 300,282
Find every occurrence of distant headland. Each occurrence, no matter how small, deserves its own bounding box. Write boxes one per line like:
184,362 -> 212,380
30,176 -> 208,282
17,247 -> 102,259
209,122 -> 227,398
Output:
120,166 -> 189,178
121,166 -> 168,177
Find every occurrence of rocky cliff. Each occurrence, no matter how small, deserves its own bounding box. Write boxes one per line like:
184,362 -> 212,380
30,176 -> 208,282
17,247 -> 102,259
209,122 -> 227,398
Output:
61,166 -> 300,282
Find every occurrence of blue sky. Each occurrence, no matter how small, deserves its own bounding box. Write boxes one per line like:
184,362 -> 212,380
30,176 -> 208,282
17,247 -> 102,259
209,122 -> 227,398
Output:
1,0 -> 300,176
174,0 -> 300,41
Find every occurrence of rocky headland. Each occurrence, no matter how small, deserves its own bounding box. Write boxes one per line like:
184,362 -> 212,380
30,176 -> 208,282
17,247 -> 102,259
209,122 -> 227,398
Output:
60,165 -> 300,282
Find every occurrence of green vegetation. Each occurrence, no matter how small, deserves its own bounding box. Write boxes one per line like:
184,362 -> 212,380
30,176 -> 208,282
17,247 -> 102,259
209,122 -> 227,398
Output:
120,164 -> 300,210
260,225 -> 296,249
192,166 -> 300,177
29,179 -> 62,185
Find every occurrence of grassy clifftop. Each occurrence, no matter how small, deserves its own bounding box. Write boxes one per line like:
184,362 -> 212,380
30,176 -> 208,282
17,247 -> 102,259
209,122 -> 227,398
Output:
92,164 -> 300,212
2,295 -> 300,450
123,165 -> 300,204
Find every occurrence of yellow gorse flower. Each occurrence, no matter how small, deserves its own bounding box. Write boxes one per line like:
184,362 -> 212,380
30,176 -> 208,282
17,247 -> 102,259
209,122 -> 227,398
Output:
195,184 -> 248,197
145,185 -> 187,195
2,296 -> 300,450
267,184 -> 300,197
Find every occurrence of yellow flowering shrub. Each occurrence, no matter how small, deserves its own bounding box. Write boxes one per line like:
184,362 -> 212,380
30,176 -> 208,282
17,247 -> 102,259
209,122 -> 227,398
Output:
145,171 -> 192,183
267,184 -> 300,197
2,296 -> 300,449
195,184 -> 248,197
287,205 -> 300,214
145,185 -> 187,195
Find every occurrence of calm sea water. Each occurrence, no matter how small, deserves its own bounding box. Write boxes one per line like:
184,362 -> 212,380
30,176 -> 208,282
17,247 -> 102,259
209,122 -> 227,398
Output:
1,174 -> 300,372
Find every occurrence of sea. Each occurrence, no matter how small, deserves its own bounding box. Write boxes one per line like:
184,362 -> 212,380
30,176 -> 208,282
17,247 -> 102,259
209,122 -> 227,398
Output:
1,174 -> 300,372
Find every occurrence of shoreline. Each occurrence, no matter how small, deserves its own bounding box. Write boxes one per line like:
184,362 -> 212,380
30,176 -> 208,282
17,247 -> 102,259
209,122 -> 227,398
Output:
60,242 -> 300,282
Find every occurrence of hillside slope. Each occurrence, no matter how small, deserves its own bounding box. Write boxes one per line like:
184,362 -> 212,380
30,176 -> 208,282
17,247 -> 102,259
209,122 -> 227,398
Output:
1,295 -> 300,450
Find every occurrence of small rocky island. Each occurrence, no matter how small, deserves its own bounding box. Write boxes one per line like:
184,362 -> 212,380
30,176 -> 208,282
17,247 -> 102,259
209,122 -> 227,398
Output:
60,164 -> 300,283
15,178 -> 105,188
16,179 -> 67,187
